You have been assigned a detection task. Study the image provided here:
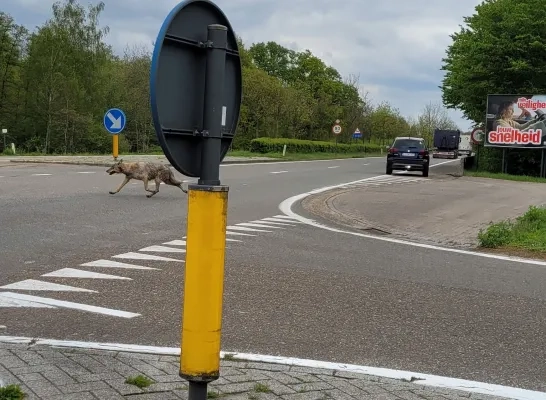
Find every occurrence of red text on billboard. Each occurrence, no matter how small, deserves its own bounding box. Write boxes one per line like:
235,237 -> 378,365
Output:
517,97 -> 546,110
488,127 -> 542,145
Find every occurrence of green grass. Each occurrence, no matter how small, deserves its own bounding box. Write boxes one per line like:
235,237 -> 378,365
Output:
125,375 -> 154,388
464,170 -> 546,183
0,384 -> 26,400
478,205 -> 546,253
1,149 -> 380,161
253,383 -> 272,393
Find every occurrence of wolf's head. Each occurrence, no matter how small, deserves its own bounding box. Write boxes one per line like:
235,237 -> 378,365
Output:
106,159 -> 124,175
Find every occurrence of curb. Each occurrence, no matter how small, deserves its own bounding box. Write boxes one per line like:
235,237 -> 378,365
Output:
0,336 -> 543,400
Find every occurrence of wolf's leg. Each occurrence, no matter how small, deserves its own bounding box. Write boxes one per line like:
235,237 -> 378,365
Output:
164,170 -> 187,193
144,178 -> 159,198
109,177 -> 130,194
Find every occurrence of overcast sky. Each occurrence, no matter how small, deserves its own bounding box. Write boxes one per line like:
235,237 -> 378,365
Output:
5,0 -> 481,131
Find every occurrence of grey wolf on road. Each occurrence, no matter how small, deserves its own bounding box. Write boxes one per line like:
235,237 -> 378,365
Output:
106,160 -> 187,198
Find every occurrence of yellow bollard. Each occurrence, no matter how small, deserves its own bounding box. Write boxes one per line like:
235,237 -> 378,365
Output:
180,184 -> 229,382
112,134 -> 119,160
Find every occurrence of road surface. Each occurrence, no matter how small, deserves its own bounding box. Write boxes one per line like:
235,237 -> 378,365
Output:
1,156 -> 544,392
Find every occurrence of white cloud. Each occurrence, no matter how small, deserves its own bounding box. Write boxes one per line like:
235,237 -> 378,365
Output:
6,0 -> 481,130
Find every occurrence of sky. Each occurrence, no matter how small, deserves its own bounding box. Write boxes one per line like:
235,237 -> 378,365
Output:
4,0 -> 483,131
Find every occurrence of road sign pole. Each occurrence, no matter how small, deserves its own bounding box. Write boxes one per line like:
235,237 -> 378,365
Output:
112,134 -> 119,160
181,23 -> 230,400
199,24 -> 228,186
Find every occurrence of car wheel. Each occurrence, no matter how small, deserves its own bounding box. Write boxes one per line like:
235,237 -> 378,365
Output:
386,164 -> 393,175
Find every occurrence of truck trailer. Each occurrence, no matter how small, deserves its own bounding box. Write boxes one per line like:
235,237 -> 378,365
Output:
432,128 -> 461,159
458,133 -> 473,156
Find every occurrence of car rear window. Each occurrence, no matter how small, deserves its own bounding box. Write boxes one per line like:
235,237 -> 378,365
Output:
393,139 -> 425,149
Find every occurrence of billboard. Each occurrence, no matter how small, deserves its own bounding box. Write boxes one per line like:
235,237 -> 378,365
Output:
485,94 -> 546,148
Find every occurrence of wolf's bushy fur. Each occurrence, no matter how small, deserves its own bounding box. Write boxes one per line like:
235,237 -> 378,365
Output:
106,159 -> 187,197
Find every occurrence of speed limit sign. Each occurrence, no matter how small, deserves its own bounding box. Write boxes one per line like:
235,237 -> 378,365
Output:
332,124 -> 342,135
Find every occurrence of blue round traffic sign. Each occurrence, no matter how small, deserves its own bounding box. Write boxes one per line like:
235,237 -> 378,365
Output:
103,108 -> 126,134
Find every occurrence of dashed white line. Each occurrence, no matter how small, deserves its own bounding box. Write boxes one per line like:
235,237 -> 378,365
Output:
0,279 -> 97,292
327,166 -> 339,169
163,240 -> 186,246
139,245 -> 186,253
42,268 -> 131,280
76,171 -> 96,174
112,252 -> 183,262
31,173 -> 51,176
0,293 -> 140,318
237,222 -> 284,229
270,171 -> 288,174
80,260 -> 159,270
227,226 -> 272,233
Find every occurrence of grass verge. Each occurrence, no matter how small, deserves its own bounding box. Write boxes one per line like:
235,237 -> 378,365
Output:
0,384 -> 26,400
477,205 -> 546,258
464,170 -> 546,183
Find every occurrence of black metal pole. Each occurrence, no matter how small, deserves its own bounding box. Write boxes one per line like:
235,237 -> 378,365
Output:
199,24 -> 227,186
541,149 -> 545,178
189,381 -> 207,400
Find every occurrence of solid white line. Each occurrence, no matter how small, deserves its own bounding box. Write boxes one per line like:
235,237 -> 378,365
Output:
226,238 -> 241,242
0,336 -> 542,400
237,222 -> 284,229
81,259 -> 159,270
42,268 -> 131,280
0,294 -> 139,318
278,160 -> 546,266
163,240 -> 186,246
0,279 -> 97,292
139,245 -> 186,253
227,226 -> 272,233
112,252 -> 183,262
270,170 -> 288,174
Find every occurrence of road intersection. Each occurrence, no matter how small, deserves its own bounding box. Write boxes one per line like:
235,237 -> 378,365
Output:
1,156 -> 545,395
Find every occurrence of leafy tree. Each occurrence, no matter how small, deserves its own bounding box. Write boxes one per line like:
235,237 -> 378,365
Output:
441,0 -> 546,124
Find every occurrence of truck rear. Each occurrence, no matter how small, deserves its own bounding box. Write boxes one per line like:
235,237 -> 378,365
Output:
458,133 -> 473,156
432,129 -> 461,159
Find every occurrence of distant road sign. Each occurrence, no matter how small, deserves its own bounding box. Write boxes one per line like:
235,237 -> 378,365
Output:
352,128 -> 362,139
150,0 -> 242,178
332,124 -> 342,135
103,108 -> 126,134
471,127 -> 484,144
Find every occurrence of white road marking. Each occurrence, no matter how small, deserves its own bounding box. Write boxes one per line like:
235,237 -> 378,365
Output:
112,252 -> 183,262
270,171 -> 288,174
226,238 -> 241,242
139,245 -> 186,253
0,294 -> 55,308
272,215 -> 301,221
76,171 -> 95,174
262,217 -> 302,224
237,222 -> 284,229
81,259 -> 159,270
1,336 -> 543,400
0,279 -> 97,292
220,157 -> 381,167
163,240 -> 186,246
226,231 -> 256,237
278,159 -> 546,266
227,226 -> 272,233
251,219 -> 295,226
362,163 -> 369,166
42,268 -> 131,280
0,294 -> 139,318
327,166 -> 339,169
31,173 -> 51,176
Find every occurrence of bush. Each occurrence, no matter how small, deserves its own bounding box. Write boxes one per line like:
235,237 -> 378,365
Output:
477,220 -> 514,248
249,138 -> 381,154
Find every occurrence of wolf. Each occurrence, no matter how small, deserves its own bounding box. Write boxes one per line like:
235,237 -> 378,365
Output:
106,159 -> 187,198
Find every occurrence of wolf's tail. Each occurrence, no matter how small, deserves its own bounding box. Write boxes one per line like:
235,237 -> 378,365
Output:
167,169 -> 187,193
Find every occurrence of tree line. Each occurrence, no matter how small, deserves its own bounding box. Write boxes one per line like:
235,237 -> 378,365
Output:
0,0 -> 458,155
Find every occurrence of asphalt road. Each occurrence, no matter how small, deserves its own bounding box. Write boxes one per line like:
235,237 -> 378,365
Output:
1,156 -> 544,392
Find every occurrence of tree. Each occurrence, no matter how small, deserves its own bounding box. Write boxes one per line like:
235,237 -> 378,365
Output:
441,0 -> 546,124
414,101 -> 459,144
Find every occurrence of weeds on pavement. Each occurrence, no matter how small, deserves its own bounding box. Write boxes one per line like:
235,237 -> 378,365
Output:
0,384 -> 26,400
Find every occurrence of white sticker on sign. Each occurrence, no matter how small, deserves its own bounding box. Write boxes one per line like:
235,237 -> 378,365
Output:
221,106 -> 227,127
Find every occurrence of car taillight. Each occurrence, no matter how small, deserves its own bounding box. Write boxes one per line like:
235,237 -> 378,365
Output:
389,148 -> 398,154
419,150 -> 428,155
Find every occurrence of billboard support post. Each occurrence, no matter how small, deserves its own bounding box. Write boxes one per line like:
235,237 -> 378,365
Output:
541,149 -> 545,178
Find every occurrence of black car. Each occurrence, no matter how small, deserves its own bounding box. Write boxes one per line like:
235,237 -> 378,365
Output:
386,137 -> 429,177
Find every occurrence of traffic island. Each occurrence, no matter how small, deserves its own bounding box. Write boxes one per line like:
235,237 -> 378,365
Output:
300,172 -> 546,252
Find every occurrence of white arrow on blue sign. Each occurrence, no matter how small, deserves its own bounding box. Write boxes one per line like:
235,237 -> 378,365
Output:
103,108 -> 126,134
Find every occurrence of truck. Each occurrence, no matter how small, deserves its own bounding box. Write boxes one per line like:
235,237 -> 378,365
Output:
457,133 -> 473,156
431,128 -> 461,159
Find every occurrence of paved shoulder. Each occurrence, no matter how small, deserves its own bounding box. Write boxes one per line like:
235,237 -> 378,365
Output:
0,342 -> 511,399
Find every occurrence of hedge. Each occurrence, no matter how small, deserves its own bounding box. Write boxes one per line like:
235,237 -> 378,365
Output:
249,138 -> 381,154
